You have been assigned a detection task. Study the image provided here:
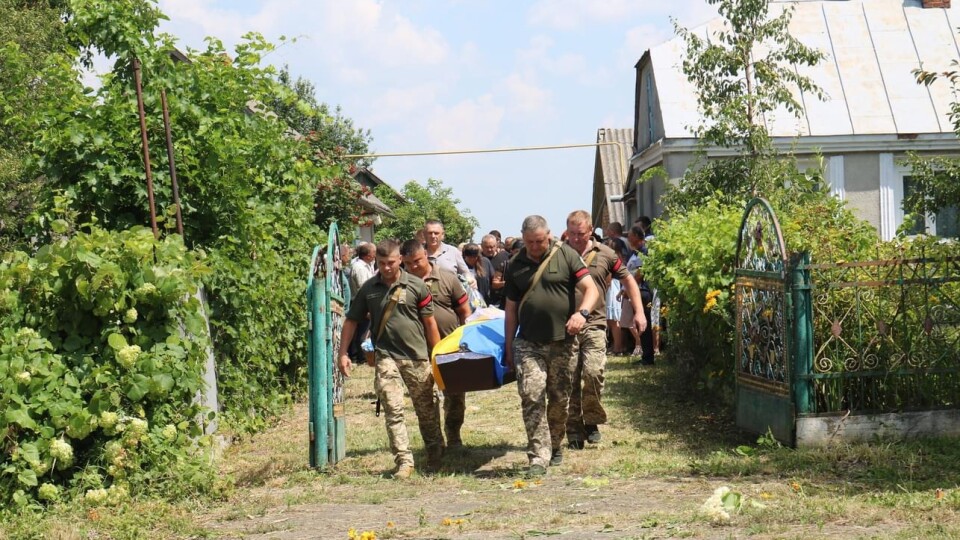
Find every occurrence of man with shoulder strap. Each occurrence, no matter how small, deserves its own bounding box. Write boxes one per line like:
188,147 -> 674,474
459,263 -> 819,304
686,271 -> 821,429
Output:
399,239 -> 472,449
337,239 -> 444,479
503,215 -> 600,477
564,211 -> 647,449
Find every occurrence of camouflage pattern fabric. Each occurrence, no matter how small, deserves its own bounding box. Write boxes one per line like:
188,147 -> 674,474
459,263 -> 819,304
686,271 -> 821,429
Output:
514,337 -> 577,467
374,353 -> 444,467
567,326 -> 608,441
442,391 -> 466,443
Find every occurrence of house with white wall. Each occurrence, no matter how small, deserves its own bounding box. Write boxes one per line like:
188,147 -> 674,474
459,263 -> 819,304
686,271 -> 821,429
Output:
621,0 -> 960,239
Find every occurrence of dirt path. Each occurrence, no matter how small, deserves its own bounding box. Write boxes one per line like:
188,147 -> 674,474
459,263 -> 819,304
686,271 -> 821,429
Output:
193,360 -> 915,540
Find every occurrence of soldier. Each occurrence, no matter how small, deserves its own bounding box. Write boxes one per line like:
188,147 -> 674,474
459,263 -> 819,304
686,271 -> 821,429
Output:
563,211 -> 647,449
503,215 -> 600,477
400,239 -> 473,448
337,239 -> 444,479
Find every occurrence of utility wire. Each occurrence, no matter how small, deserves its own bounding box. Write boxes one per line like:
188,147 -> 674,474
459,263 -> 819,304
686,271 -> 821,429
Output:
343,142 -> 615,159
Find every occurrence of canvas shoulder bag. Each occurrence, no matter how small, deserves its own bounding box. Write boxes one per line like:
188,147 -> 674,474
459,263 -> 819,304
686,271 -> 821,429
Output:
518,242 -> 562,313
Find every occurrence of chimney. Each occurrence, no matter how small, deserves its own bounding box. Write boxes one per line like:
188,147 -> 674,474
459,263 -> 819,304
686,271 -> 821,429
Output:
923,0 -> 951,8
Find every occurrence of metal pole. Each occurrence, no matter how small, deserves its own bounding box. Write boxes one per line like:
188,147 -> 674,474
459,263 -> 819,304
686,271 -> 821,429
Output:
160,89 -> 184,237
792,251 -> 814,415
132,58 -> 159,238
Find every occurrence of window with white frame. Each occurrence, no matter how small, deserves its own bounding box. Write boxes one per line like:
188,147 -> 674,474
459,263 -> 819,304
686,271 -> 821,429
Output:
879,153 -> 960,240
794,155 -> 844,199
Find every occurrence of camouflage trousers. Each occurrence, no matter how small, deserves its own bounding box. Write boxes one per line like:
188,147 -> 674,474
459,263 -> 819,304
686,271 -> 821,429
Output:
442,392 -> 466,443
514,337 -> 577,467
567,326 -> 608,442
374,354 -> 444,468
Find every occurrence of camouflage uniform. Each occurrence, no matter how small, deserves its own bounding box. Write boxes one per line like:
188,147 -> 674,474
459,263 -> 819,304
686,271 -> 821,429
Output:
374,353 -> 443,467
514,337 -> 578,467
346,270 -> 443,469
567,325 -> 608,439
504,240 -> 589,468
566,242 -> 629,443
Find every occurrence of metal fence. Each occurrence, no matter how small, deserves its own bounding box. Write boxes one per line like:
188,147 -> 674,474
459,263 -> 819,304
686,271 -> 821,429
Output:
803,254 -> 960,414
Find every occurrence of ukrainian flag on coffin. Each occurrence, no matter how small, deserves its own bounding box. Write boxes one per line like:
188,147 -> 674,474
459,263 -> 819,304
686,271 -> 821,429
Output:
431,318 -> 516,393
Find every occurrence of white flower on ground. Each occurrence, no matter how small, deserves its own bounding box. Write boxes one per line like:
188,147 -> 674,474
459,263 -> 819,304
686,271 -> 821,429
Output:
700,486 -> 733,524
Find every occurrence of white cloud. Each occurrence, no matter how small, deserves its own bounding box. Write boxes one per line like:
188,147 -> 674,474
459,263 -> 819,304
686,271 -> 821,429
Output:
619,23 -> 676,66
527,0 -> 642,30
368,83 -> 442,125
501,74 -> 551,115
425,96 -> 504,150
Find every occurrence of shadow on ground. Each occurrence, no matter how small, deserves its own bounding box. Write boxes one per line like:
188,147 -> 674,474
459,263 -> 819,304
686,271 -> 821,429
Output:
605,355 -> 960,494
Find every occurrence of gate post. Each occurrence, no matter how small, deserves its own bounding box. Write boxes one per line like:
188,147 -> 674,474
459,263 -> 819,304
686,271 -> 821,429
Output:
791,252 -> 814,415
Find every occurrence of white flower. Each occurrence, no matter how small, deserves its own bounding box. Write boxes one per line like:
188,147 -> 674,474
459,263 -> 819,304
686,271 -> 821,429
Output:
127,418 -> 148,441
161,424 -> 177,441
49,439 -> 73,462
99,411 -> 119,430
37,483 -> 59,501
106,484 -> 129,505
14,371 -> 31,384
700,486 -> 733,524
116,345 -> 141,369
85,488 -> 108,505
15,327 -> 38,340
123,308 -> 138,324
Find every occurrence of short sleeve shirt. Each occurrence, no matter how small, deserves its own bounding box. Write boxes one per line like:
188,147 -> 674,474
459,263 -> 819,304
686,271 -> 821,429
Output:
424,264 -> 468,337
427,243 -> 469,277
345,270 -> 434,360
576,241 -> 629,328
504,241 -> 589,343
626,250 -> 649,292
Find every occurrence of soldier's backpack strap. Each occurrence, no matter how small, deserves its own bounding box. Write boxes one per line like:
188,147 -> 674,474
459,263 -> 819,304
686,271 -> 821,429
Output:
518,242 -> 562,313
376,285 -> 406,341
583,249 -> 598,268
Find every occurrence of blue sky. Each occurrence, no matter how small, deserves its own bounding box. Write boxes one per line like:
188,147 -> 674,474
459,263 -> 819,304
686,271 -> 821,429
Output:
157,0 -> 717,240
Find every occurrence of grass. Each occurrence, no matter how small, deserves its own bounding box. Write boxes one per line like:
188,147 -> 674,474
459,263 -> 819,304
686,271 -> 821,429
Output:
4,354 -> 960,538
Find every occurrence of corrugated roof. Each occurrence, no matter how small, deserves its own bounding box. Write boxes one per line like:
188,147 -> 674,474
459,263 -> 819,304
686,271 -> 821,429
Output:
649,0 -> 960,138
595,128 -> 633,226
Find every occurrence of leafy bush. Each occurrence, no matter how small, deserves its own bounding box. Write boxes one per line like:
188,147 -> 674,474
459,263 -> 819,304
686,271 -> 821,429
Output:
644,195 -> 741,398
0,227 -> 217,509
646,162 -> 879,401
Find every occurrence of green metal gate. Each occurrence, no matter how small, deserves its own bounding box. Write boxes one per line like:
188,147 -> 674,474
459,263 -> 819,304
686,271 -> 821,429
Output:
307,222 -> 350,468
734,198 -> 813,445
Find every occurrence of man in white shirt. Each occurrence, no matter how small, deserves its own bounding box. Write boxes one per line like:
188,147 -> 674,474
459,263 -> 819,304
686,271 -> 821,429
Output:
423,219 -> 469,278
347,242 -> 377,363
350,242 -> 376,293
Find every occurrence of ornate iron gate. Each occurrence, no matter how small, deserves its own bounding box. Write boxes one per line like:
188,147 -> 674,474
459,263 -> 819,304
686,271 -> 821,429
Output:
734,198 -> 812,445
307,222 -> 350,467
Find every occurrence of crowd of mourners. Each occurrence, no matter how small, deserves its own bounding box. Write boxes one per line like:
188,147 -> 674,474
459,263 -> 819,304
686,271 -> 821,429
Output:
335,212 -> 661,479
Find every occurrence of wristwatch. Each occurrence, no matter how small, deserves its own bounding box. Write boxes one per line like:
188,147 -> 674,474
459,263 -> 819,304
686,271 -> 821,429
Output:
578,309 -> 590,319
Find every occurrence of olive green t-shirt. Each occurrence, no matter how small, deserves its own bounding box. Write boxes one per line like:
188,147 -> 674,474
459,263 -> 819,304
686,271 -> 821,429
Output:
346,270 -> 434,360
575,241 -> 629,328
424,263 -> 468,338
504,241 -> 589,343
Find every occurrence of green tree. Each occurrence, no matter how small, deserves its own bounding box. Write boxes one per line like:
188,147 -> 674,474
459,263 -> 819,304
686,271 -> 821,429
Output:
373,178 -> 478,244
0,0 -> 77,251
675,0 -> 824,155
903,65 -> 960,233
270,65 -> 373,167
15,0 -> 364,429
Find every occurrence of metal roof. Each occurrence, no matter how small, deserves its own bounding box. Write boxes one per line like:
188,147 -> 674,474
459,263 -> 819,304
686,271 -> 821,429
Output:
648,0 -> 960,139
594,128 -> 633,226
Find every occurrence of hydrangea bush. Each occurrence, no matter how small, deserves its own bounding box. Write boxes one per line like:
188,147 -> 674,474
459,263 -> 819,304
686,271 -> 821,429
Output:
0,227 -> 217,509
